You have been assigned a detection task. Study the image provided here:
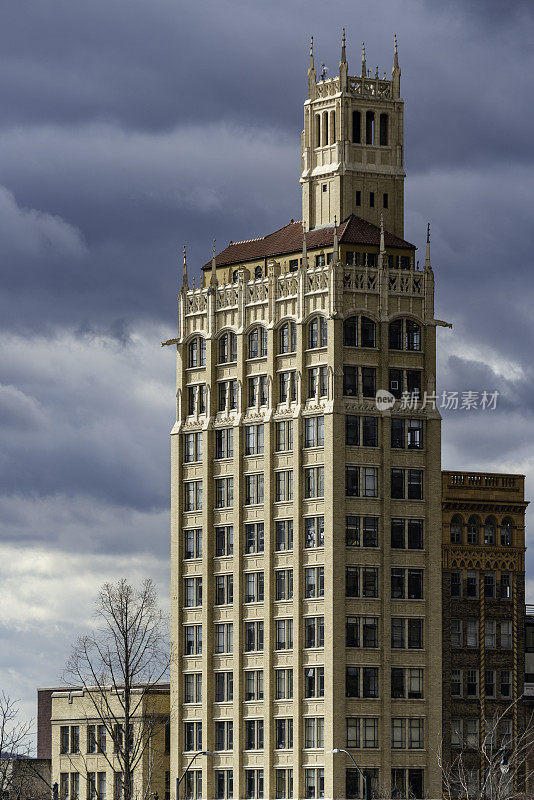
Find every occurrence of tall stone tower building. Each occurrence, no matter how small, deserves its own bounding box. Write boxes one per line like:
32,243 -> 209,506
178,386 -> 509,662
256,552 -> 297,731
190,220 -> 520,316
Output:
169,34 -> 443,799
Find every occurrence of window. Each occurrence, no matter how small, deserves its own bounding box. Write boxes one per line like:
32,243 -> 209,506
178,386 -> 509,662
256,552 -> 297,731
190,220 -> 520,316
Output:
289,258 -> 299,272
451,570 -> 461,597
244,424 -> 264,455
383,192 -> 389,209
215,525 -> 233,556
466,669 -> 479,697
501,517 -> 513,546
187,384 -> 206,415
361,317 -> 376,347
500,669 -> 511,698
214,721 -> 233,751
215,477 -> 233,508
345,251 -> 360,266
215,574 -> 233,606
218,379 -> 238,412
466,619 -> 478,648
279,370 -> 296,403
304,769 -> 324,800
352,110 -> 361,143
391,568 -> 423,599
305,566 -> 324,598
184,577 -> 202,607
184,673 -> 202,703
405,320 -> 421,350
308,316 -> 327,349
215,771 -> 233,800
345,466 -> 378,497
275,668 -> 293,700
184,528 -> 202,560
346,616 -> 378,648
485,571 -> 496,598
484,517 -> 496,545
501,572 -> 512,599
184,625 -> 202,655
391,667 -> 423,699
345,666 -> 379,698
451,619 -> 462,648
304,516 -> 324,548
248,326 -> 267,359
275,470 -> 293,502
305,416 -> 324,448
184,721 -> 202,752
346,718 -> 378,749
467,516 -> 479,544
485,619 -> 496,649
346,566 -> 378,598
248,375 -> 268,407
369,191 -> 375,207
184,431 -> 203,462
275,569 -> 294,600
501,620 -> 512,649
343,365 -> 358,396
391,519 -> 424,549
275,769 -> 293,800
466,570 -> 478,598
60,773 -> 69,800
304,718 -> 324,748
245,522 -> 264,554
275,420 -> 293,451
244,572 -> 264,603
279,321 -> 296,354
244,769 -> 263,800
485,669 -> 496,698
87,725 -> 96,754
275,619 -> 294,650
254,265 -> 263,279
391,468 -> 423,499
308,366 -> 328,398
346,416 -> 378,447
214,672 -> 233,703
304,667 -> 325,698
305,616 -> 324,648
345,516 -> 378,547
450,515 -> 463,543
244,670 -> 264,701
244,621 -> 264,652
362,367 -> 376,397
379,112 -> 388,145
343,316 -> 358,347
87,774 -> 96,800
218,331 -> 237,364
355,190 -> 361,206
184,480 -> 202,511
244,473 -> 264,505
304,466 -> 324,498
389,319 -> 403,350
215,428 -> 233,459
392,618 -> 423,649
214,623 -> 233,654
451,719 -> 462,748
407,419 -> 423,448
275,718 -> 293,750
451,669 -> 462,697
275,520 -> 293,551
188,336 -> 206,368
391,770 -> 424,800
465,719 -> 479,749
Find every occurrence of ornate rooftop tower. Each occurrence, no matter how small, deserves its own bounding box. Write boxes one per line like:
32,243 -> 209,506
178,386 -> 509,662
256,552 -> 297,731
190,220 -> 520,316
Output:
301,33 -> 405,237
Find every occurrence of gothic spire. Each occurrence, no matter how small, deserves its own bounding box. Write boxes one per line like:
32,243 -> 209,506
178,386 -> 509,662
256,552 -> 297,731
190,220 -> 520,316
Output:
424,223 -> 431,270
394,33 -> 399,70
361,42 -> 367,77
379,214 -> 386,258
309,36 -> 314,70
341,28 -> 346,63
333,216 -> 339,262
210,239 -> 218,286
182,245 -> 188,290
302,224 -> 308,269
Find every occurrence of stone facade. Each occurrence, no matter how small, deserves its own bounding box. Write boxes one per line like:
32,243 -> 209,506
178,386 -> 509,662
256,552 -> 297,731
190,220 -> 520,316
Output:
48,686 -> 169,800
441,471 -> 527,794
169,35 -> 445,799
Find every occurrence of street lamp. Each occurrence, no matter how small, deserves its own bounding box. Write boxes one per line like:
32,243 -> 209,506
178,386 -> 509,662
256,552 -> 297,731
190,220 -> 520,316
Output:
331,748 -> 369,800
176,750 -> 214,800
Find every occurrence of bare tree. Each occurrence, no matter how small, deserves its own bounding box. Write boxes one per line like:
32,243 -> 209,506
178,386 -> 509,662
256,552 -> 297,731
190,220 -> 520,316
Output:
64,579 -> 170,800
437,699 -> 534,799
0,692 -> 49,800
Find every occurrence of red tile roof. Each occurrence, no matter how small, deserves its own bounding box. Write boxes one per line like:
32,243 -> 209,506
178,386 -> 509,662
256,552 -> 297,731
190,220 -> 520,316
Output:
203,214 -> 415,270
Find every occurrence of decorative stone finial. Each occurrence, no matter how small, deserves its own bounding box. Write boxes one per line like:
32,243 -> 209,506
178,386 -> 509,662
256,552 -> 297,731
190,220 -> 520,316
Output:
361,42 -> 366,77
394,34 -> 399,68
333,216 -> 339,261
310,36 -> 314,69
424,222 -> 431,270
341,28 -> 346,63
302,224 -> 308,269
210,238 -> 218,286
379,214 -> 386,255
182,245 -> 188,290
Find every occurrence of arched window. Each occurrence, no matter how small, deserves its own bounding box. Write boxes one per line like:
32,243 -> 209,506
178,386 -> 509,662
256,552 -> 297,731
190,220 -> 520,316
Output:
352,110 -> 361,144
315,114 -> 321,148
322,112 -> 329,147
232,269 -> 239,283
379,113 -> 388,146
467,516 -> 479,545
450,515 -> 463,544
484,517 -> 496,546
388,319 -> 403,350
405,320 -> 421,351
188,336 -> 206,368
308,316 -> 327,349
500,517 -> 513,546
254,265 -> 263,279
361,317 -> 376,348
279,321 -> 296,354
343,316 -> 358,347
248,326 -> 267,359
365,110 -> 375,145
218,332 -> 237,364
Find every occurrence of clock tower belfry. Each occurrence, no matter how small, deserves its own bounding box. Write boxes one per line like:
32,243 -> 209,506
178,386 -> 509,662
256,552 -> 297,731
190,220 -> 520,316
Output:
301,32 -> 405,237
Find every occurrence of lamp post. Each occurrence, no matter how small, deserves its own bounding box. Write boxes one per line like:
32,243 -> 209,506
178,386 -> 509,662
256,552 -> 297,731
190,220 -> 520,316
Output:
331,748 -> 369,800
176,751 -> 213,800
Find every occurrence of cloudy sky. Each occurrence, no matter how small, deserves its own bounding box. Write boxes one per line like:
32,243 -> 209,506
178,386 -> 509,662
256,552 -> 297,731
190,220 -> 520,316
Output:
1,0 -> 534,733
